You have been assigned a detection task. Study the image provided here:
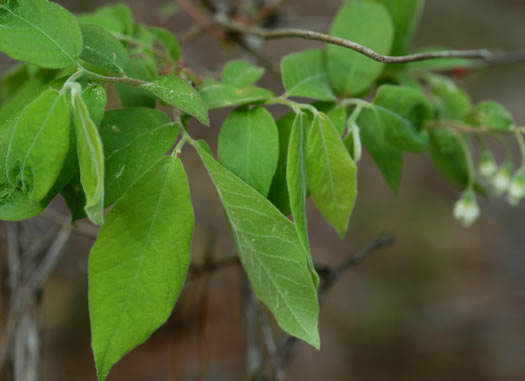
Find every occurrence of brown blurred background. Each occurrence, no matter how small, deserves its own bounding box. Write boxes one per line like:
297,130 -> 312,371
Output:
1,0 -> 525,380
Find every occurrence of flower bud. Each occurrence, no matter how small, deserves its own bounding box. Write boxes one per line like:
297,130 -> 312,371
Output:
507,168 -> 525,206
453,190 -> 480,227
492,161 -> 513,196
479,150 -> 497,178
350,122 -> 362,162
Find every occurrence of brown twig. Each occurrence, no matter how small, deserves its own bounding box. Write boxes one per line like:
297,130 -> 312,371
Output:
425,121 -> 525,135
178,0 -> 225,41
250,0 -> 288,25
211,15 -> 525,65
1,219 -> 72,379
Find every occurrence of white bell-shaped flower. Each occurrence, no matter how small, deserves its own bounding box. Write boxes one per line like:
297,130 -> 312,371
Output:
507,168 -> 525,206
479,150 -> 497,178
492,161 -> 513,196
453,190 -> 480,227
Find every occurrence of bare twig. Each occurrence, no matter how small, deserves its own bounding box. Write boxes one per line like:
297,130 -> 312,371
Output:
6,223 -> 20,294
212,15 -> 524,65
250,0 -> 288,25
319,233 -> 395,302
178,0 -> 225,41
1,218 -> 72,380
425,121 -> 525,135
28,222 -> 72,292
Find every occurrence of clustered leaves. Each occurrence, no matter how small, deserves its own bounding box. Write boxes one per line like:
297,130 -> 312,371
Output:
0,0 -> 522,379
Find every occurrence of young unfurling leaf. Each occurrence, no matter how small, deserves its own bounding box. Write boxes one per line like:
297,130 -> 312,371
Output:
71,85 -> 105,225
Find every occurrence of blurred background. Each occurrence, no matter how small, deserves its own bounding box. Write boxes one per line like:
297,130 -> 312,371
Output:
1,0 -> 525,380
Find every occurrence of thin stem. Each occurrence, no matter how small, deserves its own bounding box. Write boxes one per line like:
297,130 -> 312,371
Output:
214,15 -> 501,64
173,135 -> 188,156
425,121 -> 525,135
457,133 -> 475,189
264,97 -> 317,114
515,130 -> 525,167
339,98 -> 373,110
81,67 -> 148,86
113,33 -> 174,63
60,69 -> 85,94
496,135 -> 514,163
347,104 -> 363,126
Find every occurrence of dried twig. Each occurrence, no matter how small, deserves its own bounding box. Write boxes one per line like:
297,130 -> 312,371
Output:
250,0 -> 288,25
212,15 -> 525,65
178,0 -> 225,41
1,219 -> 72,380
425,121 -> 525,135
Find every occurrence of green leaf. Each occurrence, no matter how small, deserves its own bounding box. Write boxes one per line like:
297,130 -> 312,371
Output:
326,1 -> 393,95
131,24 -> 155,53
198,78 -> 274,110
281,49 -> 335,101
100,108 -> 179,206
373,85 -> 433,152
141,75 -> 209,125
218,107 -> 279,196
82,84 -> 108,127
89,157 -> 193,381
1,63 -> 30,100
6,88 -> 69,202
367,0 -> 424,55
355,107 -> 403,192
0,0 -> 82,68
72,86 -> 105,225
77,3 -> 133,35
80,23 -> 128,74
193,142 -> 320,349
62,108 -> 178,221
287,112 -> 319,287
222,59 -> 265,87
59,84 -> 107,220
426,74 -> 472,119
150,26 -> 180,61
0,71 -> 47,123
472,101 -> 513,131
306,113 -> 357,237
428,128 -> 472,188
115,56 -> 157,108
0,113 -> 44,220
268,112 -> 295,215
61,173 -> 85,222
312,102 -> 347,136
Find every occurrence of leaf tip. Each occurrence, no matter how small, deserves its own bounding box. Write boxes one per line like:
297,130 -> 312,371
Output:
305,329 -> 321,350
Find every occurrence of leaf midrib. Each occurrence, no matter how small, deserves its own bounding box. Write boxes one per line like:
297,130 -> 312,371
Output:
19,93 -> 61,192
230,217 -> 316,345
97,158 -> 174,376
3,5 -> 75,63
